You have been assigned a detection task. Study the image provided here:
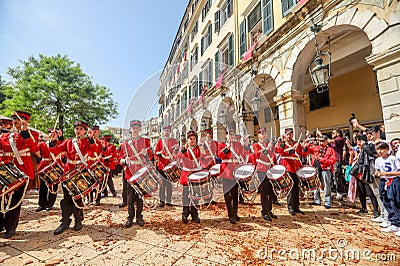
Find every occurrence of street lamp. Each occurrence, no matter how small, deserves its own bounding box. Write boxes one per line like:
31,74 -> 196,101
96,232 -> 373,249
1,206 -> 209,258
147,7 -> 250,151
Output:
308,21 -> 331,93
200,120 -> 207,131
250,91 -> 261,115
219,109 -> 227,126
180,131 -> 186,145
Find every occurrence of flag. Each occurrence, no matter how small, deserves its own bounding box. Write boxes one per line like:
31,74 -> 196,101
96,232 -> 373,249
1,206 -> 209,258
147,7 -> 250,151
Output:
215,70 -> 226,89
242,42 -> 257,62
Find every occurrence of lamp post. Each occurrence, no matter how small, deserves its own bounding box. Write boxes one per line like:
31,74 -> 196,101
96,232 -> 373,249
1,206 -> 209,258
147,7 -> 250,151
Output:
200,120 -> 207,132
308,21 -> 331,93
250,90 -> 261,115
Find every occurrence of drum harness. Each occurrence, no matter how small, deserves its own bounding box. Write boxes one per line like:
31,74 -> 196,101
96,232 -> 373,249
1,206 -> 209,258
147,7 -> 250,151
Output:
40,141 -> 60,195
1,133 -> 30,214
126,140 -> 159,209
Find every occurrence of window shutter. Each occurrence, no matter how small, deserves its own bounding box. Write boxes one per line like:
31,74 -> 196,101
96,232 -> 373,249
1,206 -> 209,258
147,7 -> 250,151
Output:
208,24 -> 212,44
198,72 -> 203,96
227,0 -> 233,16
215,50 -> 220,81
262,0 -> 273,35
228,34 -> 234,66
201,37 -> 204,55
208,60 -> 213,87
239,20 -> 247,57
214,11 -> 220,32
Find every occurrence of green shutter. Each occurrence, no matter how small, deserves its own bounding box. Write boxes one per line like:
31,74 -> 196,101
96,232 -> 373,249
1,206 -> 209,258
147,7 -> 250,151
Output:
214,11 -> 220,32
208,60 -> 213,87
239,20 -> 247,57
215,50 -> 220,82
228,34 -> 234,66
262,0 -> 273,35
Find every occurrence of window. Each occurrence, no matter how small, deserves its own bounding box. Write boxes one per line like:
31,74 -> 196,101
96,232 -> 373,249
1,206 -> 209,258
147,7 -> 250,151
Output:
228,34 -> 234,66
262,0 -> 273,35
247,3 -> 262,32
201,24 -> 213,55
215,34 -> 234,76
281,0 -> 296,17
190,46 -> 198,70
273,106 -> 279,120
202,0 -> 212,21
264,107 -> 272,123
192,76 -> 199,98
201,60 -> 213,88
239,20 -> 247,57
191,20 -> 198,41
215,0 -> 233,32
309,88 -> 330,111
184,17 -> 189,31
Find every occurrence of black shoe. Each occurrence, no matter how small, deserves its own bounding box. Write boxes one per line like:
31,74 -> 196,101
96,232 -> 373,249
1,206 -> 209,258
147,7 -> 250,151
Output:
166,203 -> 173,207
35,206 -> 46,212
356,208 -> 368,215
182,215 -> 188,224
294,209 -> 305,215
211,201 -> 217,205
229,217 -> 237,224
192,217 -> 200,224
136,218 -> 145,227
94,201 -> 100,206
324,205 -> 331,209
262,214 -> 272,221
125,218 -> 134,228
288,209 -> 296,216
239,200 -> 247,205
311,202 -> 321,206
54,222 -> 70,235
235,215 -> 241,221
112,193 -> 117,197
159,202 -> 165,208
3,229 -> 16,239
46,206 -> 54,211
373,211 -> 381,218
0,227 -> 4,232
119,203 -> 127,208
268,212 -> 277,219
272,201 -> 281,206
74,222 -> 83,231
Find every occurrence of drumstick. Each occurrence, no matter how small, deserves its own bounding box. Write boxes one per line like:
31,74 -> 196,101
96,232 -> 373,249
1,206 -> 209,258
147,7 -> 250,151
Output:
14,112 -> 36,143
53,115 -> 59,133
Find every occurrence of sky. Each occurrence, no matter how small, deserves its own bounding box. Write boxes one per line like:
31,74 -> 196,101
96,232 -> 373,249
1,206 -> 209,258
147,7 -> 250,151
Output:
0,0 -> 188,128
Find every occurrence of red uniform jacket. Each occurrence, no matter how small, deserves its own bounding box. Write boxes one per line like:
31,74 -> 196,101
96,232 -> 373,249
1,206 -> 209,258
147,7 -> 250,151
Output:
218,141 -> 249,180
103,143 -> 117,170
154,137 -> 179,170
49,137 -> 95,173
119,137 -> 153,180
252,141 -> 277,172
36,141 -> 64,172
311,145 -> 336,171
178,145 -> 203,185
200,138 -> 219,169
87,138 -> 105,167
275,140 -> 304,173
0,130 -> 38,179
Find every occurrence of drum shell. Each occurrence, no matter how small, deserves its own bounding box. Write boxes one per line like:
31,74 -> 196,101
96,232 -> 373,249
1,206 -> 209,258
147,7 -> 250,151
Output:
0,163 -> 29,197
36,161 -> 64,187
297,166 -> 318,191
128,166 -> 159,198
233,164 -> 259,194
61,167 -> 98,200
89,160 -> 110,182
188,171 -> 213,201
162,161 -> 181,183
267,165 -> 293,191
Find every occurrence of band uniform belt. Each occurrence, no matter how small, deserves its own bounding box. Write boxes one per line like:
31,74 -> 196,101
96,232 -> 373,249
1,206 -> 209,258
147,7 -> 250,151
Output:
88,157 -> 97,161
41,158 -> 53,162
182,167 -> 202,172
222,159 -> 240,163
128,160 -> 141,165
256,159 -> 272,166
0,151 -> 31,157
67,159 -> 84,165
280,156 -> 300,161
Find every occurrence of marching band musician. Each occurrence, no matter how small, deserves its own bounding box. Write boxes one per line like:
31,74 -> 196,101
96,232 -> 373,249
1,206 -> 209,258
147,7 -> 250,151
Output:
35,128 -> 64,212
252,127 -> 277,221
155,125 -> 178,207
178,130 -> 202,224
101,135 -> 117,198
0,110 -> 38,238
275,128 -> 306,216
218,128 -> 251,224
199,128 -> 220,169
119,120 -> 154,228
0,118 -> 13,133
88,125 -> 107,206
49,120 -> 96,235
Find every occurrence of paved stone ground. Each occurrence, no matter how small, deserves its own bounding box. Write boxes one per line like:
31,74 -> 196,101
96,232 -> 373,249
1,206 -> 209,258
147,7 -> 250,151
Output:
1,175 -> 399,266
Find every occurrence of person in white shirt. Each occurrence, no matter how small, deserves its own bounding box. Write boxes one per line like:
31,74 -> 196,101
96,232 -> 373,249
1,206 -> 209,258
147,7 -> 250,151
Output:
374,141 -> 400,236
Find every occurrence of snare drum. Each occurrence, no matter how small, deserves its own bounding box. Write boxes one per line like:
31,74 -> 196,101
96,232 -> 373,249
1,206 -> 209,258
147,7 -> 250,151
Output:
128,166 -> 159,198
188,171 -> 213,201
233,164 -> 259,194
267,165 -> 293,196
61,167 -> 98,200
297,166 -> 319,191
0,163 -> 29,197
162,161 -> 181,183
89,160 -> 109,182
36,161 -> 64,187
209,164 -> 221,180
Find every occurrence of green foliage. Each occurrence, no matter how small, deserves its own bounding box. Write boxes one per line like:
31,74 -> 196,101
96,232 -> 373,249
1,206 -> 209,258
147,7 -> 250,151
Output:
2,54 -> 118,137
100,129 -> 119,144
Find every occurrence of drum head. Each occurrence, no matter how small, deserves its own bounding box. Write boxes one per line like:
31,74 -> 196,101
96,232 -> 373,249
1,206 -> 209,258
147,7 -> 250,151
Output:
188,171 -> 209,182
210,164 -> 221,175
164,161 -> 176,171
267,165 -> 286,180
129,167 -> 148,183
234,164 -> 255,180
297,166 -> 316,179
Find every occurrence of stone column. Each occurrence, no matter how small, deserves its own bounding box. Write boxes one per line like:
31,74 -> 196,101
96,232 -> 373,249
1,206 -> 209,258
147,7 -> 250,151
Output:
273,90 -> 307,138
366,44 -> 400,140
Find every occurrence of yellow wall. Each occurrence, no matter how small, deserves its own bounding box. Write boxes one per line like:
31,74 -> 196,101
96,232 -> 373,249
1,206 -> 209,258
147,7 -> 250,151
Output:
306,65 -> 383,131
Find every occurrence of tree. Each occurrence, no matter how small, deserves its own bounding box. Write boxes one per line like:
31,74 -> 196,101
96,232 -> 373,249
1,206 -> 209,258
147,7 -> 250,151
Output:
0,76 -> 9,109
2,54 -> 118,137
